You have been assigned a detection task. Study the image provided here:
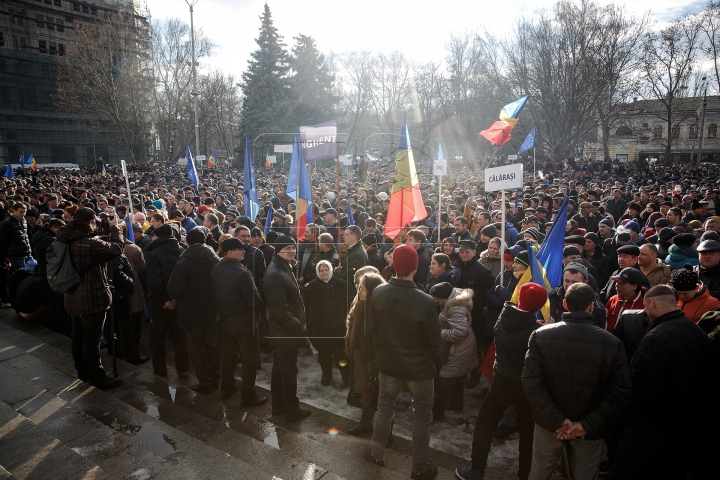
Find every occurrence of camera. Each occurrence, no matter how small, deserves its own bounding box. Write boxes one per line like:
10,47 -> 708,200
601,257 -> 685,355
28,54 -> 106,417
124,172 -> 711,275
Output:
97,212 -> 115,235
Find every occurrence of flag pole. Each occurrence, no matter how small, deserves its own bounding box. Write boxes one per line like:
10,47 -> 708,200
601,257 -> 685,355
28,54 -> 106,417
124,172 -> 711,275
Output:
500,188 -> 506,285
437,174 -> 442,245
533,146 -> 536,180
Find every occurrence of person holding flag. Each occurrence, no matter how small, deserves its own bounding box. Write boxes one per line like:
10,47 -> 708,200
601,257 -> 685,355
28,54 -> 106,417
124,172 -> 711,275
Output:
186,146 -> 199,188
29,154 -> 37,170
208,151 -> 217,168
243,138 -> 260,223
456,282 -> 546,480
19,151 -> 25,169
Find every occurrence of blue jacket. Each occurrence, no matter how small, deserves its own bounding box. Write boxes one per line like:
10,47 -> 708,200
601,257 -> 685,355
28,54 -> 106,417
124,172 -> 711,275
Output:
665,244 -> 699,270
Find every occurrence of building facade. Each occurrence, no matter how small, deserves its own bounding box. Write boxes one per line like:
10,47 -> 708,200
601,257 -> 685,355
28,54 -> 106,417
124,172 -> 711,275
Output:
584,96 -> 720,165
0,0 -> 145,166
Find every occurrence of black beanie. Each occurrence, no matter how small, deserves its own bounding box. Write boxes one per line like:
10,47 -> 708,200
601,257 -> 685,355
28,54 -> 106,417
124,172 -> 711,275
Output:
480,225 -> 498,238
153,224 -> 173,238
429,282 -> 454,300
186,228 -> 206,245
274,234 -> 296,252
670,265 -> 698,292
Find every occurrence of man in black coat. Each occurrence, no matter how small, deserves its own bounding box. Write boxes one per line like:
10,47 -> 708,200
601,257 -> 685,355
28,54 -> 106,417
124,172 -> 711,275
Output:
334,225 -> 368,296
210,237 -> 267,405
263,235 -> 311,423
167,229 -> 220,394
611,285 -> 711,480
456,283 -> 546,480
522,283 -> 630,479
600,244 -> 640,303
146,224 -> 189,378
695,239 -> 720,299
406,229 -> 434,287
0,202 -> 31,307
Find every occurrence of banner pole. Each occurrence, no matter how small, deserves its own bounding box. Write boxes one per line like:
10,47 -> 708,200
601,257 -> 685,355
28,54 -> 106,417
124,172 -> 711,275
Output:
437,175 -> 442,244
533,146 -> 536,180
500,188 -> 506,285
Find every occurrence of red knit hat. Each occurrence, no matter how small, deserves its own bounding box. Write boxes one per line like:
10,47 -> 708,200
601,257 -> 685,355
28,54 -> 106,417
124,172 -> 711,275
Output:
392,244 -> 419,275
517,282 -> 547,312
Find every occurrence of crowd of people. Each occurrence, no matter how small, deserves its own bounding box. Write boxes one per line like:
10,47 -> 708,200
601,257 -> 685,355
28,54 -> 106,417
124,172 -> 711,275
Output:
0,155 -> 718,480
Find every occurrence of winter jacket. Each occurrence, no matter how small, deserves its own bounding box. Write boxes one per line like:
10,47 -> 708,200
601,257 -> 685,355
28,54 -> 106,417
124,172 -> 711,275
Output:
454,257 -> 495,337
423,267 -> 461,294
627,310 -> 710,430
640,259 -> 671,287
346,299 -> 377,395
493,302 -> 542,384
210,256 -> 263,334
371,277 -> 441,381
122,242 -> 146,314
263,255 -> 307,347
678,284 -> 720,323
145,236 -> 181,310
605,292 -> 644,333
167,243 -> 220,331
241,244 -> 266,297
665,244 -> 699,270
522,311 -> 630,439
600,265 -> 640,303
366,247 -> 386,272
612,309 -> 649,363
478,250 -> 502,278
302,276 -> 348,347
573,212 -> 599,233
548,286 -> 607,329
655,240 -> 671,261
30,227 -> 55,280
606,198 -> 627,224
296,240 -> 317,282
694,263 -> 720,300
583,249 -> 611,287
414,245 -> 434,287
438,288 -> 479,378
0,215 -> 31,259
335,241 -> 368,284
55,224 -> 124,315
318,246 -> 339,269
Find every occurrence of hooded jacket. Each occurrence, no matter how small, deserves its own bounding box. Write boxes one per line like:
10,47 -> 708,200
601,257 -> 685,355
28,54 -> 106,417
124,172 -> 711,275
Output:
167,243 -> 220,331
210,256 -> 263,334
492,302 -> 542,384
678,284 -> 720,323
0,215 -> 31,260
665,244 -> 699,270
438,288 -> 479,378
522,311 -> 630,439
55,224 -> 124,315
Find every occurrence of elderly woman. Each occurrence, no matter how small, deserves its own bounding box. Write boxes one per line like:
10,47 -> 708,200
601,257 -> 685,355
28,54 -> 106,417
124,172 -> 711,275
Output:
424,253 -> 460,293
429,282 -> 479,422
301,260 -> 349,386
344,270 -> 386,437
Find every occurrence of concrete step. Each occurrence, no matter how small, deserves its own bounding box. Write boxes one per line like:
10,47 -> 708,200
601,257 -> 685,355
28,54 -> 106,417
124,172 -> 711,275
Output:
0,310 -> 517,480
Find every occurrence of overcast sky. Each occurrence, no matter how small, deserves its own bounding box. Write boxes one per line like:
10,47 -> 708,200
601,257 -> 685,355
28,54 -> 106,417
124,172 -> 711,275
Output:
146,0 -> 707,81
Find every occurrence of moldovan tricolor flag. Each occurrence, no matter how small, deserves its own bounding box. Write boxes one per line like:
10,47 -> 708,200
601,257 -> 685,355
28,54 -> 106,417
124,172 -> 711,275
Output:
479,95 -> 529,146
384,114 -> 426,240
286,134 -> 312,240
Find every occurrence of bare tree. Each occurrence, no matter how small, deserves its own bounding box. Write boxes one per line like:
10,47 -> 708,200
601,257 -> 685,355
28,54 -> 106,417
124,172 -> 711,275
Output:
699,2 -> 720,93
197,70 -> 241,159
412,61 -> 445,150
370,51 -> 412,135
55,10 -> 153,163
335,51 -> 374,153
638,15 -> 701,161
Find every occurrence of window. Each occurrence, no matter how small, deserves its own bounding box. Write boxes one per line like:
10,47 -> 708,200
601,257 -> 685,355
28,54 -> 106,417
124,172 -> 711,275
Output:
0,32 -> 4,47
49,41 -> 57,55
46,16 -> 55,30
58,43 -> 65,55
671,125 -> 680,140
19,38 -> 26,51
90,6 -> 97,15
66,16 -> 73,23
36,14 -> 44,27
0,59 -> 6,73
56,18 -> 63,32
11,36 -> 18,51
54,0 -> 62,6
689,124 -> 698,140
82,5 -> 88,14
709,124 -> 718,139
9,8 -> 24,26
38,39 -> 47,54
653,125 -> 663,139
44,0 -> 51,4
616,126 -> 633,136
73,3 -> 80,11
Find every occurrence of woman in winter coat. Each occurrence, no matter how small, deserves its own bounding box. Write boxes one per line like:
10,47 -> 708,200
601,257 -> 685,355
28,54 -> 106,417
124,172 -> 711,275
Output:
423,253 -> 460,293
429,283 -> 479,421
665,234 -> 699,270
478,237 -> 503,278
302,260 -> 350,385
343,271 -> 386,436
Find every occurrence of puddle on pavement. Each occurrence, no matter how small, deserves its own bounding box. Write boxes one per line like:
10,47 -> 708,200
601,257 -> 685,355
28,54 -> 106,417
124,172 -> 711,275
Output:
132,421 -> 179,458
169,387 -> 176,402
145,404 -> 159,419
261,423 -> 279,449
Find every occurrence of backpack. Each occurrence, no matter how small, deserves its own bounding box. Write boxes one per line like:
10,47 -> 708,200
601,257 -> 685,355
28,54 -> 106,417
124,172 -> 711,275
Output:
45,240 -> 82,294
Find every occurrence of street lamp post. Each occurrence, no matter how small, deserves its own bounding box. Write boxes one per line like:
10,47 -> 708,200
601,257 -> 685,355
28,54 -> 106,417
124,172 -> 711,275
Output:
185,0 -> 200,166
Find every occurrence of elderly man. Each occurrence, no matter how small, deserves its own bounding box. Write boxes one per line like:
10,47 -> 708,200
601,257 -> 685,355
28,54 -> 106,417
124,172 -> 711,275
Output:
601,245 -> 640,302
695,240 -> 720,298
637,244 -> 671,287
334,225 -> 368,289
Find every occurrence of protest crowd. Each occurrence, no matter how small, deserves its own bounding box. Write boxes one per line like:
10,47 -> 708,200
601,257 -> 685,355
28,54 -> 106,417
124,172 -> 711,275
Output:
0,150 -> 719,480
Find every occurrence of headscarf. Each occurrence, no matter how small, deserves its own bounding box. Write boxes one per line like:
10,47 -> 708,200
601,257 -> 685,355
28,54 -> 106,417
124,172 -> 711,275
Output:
316,259 -> 334,283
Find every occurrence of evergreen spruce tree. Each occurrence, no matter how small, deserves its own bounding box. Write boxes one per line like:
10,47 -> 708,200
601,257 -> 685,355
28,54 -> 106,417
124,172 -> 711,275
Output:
239,3 -> 293,158
289,34 -> 337,126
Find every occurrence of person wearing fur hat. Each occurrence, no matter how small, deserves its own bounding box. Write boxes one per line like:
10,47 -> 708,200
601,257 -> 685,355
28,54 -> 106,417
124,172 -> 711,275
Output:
302,260 -> 350,386
456,282 -> 546,480
664,233 -> 699,270
670,265 -> 720,323
365,244 -> 441,479
429,282 -> 478,422
263,234 -> 312,423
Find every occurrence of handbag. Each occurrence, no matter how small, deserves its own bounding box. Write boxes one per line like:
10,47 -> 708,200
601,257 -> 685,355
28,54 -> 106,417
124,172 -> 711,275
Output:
360,374 -> 379,408
346,386 -> 364,409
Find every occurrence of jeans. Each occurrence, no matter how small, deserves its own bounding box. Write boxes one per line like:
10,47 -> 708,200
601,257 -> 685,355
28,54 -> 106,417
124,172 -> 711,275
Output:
188,324 -> 221,390
528,423 -> 604,480
149,307 -> 189,377
71,310 -> 108,382
271,347 -> 299,412
470,377 -> 534,479
220,327 -> 260,400
371,373 -> 433,474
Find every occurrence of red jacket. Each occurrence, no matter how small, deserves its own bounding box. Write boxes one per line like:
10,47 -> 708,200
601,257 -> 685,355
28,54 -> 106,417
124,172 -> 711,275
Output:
678,285 -> 720,323
605,292 -> 644,333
